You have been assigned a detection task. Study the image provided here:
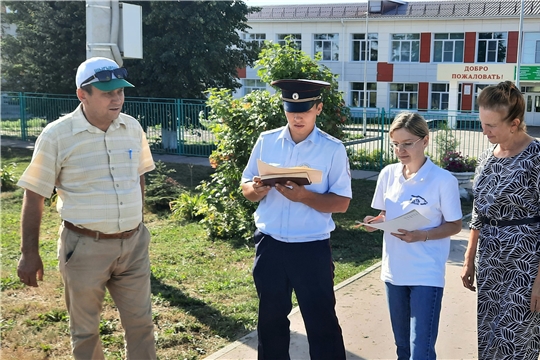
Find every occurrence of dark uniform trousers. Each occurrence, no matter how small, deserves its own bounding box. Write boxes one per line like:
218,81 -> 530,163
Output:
253,229 -> 346,360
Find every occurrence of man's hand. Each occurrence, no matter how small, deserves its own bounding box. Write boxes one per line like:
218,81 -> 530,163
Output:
18,252 -> 44,287
241,177 -> 271,202
274,181 -> 306,202
251,177 -> 271,198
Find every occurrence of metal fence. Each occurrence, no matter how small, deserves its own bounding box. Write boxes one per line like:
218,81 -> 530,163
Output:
345,108 -> 489,171
1,92 -> 490,169
1,92 -> 80,141
1,92 -> 211,157
122,97 -> 213,157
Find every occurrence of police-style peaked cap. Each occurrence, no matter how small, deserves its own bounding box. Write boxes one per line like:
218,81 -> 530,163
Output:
271,79 -> 330,113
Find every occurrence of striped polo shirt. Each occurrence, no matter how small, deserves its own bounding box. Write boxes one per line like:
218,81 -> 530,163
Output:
18,104 -> 155,233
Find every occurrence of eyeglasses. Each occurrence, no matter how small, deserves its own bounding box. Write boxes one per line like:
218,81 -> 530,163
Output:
389,137 -> 424,151
80,68 -> 128,87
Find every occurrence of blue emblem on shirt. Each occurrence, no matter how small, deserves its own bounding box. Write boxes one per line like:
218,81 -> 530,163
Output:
409,195 -> 428,205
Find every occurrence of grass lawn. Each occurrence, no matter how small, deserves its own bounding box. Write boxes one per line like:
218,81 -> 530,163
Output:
1,146 -> 385,359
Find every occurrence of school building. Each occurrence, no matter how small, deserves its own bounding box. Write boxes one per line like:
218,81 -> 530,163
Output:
237,0 -> 540,126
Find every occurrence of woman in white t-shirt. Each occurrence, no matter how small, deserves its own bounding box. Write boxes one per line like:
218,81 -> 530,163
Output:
364,112 -> 463,360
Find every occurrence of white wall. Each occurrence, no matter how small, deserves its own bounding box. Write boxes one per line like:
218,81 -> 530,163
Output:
242,14 -> 540,108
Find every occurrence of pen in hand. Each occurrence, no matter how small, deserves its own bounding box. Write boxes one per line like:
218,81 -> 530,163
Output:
354,214 -> 384,229
367,214 -> 384,224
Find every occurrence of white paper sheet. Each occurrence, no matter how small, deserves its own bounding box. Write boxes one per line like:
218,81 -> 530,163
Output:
257,159 -> 323,184
359,209 -> 431,233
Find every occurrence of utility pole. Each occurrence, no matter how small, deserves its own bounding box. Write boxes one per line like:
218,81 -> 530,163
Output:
515,0 -> 525,88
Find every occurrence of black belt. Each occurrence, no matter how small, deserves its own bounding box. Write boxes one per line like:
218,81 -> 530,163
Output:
478,215 -> 540,227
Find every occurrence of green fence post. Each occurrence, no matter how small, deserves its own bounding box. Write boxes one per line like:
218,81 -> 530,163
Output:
19,92 -> 27,141
176,98 -> 184,155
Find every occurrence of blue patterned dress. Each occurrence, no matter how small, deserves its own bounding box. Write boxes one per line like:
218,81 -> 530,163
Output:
470,139 -> 540,360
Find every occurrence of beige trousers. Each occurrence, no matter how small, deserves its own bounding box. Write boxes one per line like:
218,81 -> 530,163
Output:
58,223 -> 156,360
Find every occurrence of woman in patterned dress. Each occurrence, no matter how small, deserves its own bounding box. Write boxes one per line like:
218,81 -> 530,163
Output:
461,81 -> 540,360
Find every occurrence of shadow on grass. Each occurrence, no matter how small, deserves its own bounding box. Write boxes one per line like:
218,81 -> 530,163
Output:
331,226 -> 383,266
164,163 -> 214,192
150,274 -> 250,340
1,145 -> 34,160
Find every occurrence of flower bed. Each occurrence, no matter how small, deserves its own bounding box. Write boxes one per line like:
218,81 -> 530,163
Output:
440,150 -> 477,173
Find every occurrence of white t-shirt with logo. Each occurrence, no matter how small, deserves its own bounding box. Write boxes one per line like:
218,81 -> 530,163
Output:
372,157 -> 462,288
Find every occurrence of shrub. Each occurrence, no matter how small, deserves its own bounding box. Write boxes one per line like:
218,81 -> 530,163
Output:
435,123 -> 459,164
1,162 -> 18,191
145,161 -> 185,212
197,90 -> 278,240
170,192 -> 207,221
348,149 -> 394,170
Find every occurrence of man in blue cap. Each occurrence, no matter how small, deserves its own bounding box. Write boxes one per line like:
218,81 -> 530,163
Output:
17,57 -> 156,359
241,79 -> 352,359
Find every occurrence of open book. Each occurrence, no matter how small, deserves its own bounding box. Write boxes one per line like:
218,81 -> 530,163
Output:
257,159 -> 323,187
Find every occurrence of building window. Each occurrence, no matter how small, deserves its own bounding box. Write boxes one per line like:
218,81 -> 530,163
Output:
477,32 -> 507,63
433,33 -> 464,63
351,33 -> 378,61
431,83 -> 449,110
522,32 -> 540,64
390,83 -> 418,109
391,33 -> 420,62
314,33 -> 339,61
473,84 -> 490,111
277,34 -> 302,50
350,83 -> 377,107
242,33 -> 266,47
243,79 -> 266,95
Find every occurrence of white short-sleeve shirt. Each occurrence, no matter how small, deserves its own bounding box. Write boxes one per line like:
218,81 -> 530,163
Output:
242,125 -> 352,243
372,157 -> 462,287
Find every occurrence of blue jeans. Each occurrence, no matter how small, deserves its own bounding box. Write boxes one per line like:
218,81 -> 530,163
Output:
385,282 -> 444,360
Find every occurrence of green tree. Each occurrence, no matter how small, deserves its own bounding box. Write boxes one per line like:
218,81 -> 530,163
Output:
123,0 -> 260,99
198,39 -> 350,241
1,1 -> 86,94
